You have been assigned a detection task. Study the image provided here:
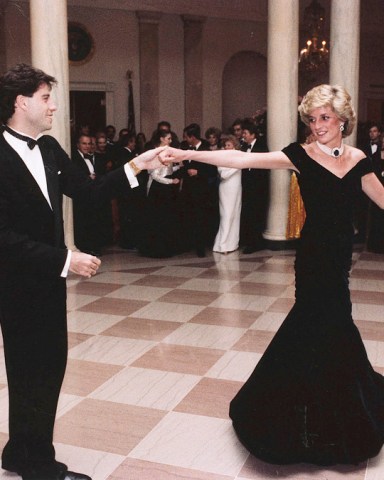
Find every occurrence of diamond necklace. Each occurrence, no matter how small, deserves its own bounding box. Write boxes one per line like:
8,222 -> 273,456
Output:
316,140 -> 344,158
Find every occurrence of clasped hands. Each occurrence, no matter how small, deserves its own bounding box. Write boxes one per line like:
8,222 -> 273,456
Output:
134,146 -> 185,171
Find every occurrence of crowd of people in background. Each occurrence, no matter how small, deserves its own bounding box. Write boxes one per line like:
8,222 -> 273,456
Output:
69,112 -> 266,259
70,111 -> 384,259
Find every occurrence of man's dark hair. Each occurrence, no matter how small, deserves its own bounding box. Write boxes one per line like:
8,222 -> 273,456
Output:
157,120 -> 171,131
120,133 -> 136,147
183,123 -> 201,139
241,120 -> 258,136
0,63 -> 57,123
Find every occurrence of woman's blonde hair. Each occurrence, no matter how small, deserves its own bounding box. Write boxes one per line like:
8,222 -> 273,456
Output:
298,84 -> 356,137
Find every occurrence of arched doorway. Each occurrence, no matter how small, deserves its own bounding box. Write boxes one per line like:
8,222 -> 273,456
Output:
222,51 -> 267,131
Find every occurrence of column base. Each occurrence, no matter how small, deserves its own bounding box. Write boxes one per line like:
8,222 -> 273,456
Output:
264,238 -> 299,251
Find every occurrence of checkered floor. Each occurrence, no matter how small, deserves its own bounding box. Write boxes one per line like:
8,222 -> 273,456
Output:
1,245 -> 384,480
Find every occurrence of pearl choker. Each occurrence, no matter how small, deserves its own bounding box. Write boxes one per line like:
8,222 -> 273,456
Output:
316,140 -> 344,158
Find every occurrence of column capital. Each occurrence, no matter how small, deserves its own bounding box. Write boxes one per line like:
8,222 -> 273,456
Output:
136,10 -> 162,24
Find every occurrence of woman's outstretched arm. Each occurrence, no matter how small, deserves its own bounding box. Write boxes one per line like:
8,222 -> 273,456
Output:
162,146 -> 296,171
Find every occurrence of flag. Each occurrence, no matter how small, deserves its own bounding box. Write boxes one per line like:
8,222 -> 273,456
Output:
127,72 -> 136,136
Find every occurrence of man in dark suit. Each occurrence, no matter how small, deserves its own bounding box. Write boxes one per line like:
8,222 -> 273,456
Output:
359,123 -> 383,242
178,123 -> 218,257
72,134 -> 104,255
112,133 -> 147,249
0,63 -> 163,480
240,120 -> 269,253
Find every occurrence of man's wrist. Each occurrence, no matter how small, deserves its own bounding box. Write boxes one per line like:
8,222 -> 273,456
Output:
129,159 -> 142,176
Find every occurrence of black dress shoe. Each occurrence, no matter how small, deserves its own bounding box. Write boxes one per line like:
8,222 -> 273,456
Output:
63,471 -> 92,480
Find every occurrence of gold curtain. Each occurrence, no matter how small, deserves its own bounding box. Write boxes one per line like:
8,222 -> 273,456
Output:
286,172 -> 306,239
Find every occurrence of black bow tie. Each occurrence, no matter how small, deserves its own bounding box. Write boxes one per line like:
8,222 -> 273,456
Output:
3,125 -> 39,149
84,154 -> 94,160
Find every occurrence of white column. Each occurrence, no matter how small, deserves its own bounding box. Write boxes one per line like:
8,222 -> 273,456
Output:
329,0 -> 360,146
29,0 -> 76,249
264,0 -> 299,243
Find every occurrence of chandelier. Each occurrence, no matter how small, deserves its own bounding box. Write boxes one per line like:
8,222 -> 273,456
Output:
299,0 -> 329,80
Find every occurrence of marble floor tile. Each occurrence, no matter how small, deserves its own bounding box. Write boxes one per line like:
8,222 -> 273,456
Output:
158,288 -> 221,306
131,301 -> 205,322
351,289 -> 384,305
67,311 -> 126,335
77,297 -> 148,316
209,293 -> 276,311
351,269 -> 384,280
154,265 -> 207,278
54,443 -> 125,480
61,358 -> 123,396
162,323 -> 246,350
106,284 -> 172,301
232,330 -> 275,353
363,339 -> 384,367
54,398 -> 165,455
174,377 -> 241,419
68,335 -> 154,366
109,458 -> 234,480
66,281 -> 124,296
68,331 -> 93,349
249,311 -> 286,332
90,366 -> 200,410
267,297 -> 295,313
256,262 -> 295,273
350,277 -> 384,292
101,317 -> 180,341
205,350 -> 262,382
355,320 -> 384,342
67,293 -> 99,311
129,411 -> 249,477
132,344 -> 225,375
177,277 -> 239,293
131,274 -> 189,288
242,271 -> 294,285
189,307 -> 260,328
229,281 -> 288,297
352,303 -> 384,322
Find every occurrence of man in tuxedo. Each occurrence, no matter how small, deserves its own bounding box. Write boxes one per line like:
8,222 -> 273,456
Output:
240,120 -> 269,253
358,123 -> 383,242
178,123 -> 218,257
72,134 -> 111,255
0,63 -> 163,480
112,133 -> 147,249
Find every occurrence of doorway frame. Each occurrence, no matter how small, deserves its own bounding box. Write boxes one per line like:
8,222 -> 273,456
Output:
70,81 -> 116,127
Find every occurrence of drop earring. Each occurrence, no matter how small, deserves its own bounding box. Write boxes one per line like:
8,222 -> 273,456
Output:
340,124 -> 345,132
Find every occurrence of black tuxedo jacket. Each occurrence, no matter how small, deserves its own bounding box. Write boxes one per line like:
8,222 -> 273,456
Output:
178,139 -> 218,186
363,142 -> 383,182
0,134 -> 130,285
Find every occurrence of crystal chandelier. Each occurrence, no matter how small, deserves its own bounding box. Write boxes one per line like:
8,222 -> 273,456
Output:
299,0 -> 329,81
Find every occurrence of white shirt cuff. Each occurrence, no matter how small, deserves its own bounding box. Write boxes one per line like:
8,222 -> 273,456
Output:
61,250 -> 72,278
124,163 -> 139,188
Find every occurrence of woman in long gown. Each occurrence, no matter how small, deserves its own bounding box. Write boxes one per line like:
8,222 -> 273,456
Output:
213,134 -> 242,254
139,131 -> 181,257
163,84 -> 384,466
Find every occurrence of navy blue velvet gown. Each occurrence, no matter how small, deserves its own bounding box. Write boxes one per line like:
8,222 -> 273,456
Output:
229,142 -> 384,466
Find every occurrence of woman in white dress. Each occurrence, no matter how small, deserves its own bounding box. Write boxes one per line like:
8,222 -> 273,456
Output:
213,135 -> 242,253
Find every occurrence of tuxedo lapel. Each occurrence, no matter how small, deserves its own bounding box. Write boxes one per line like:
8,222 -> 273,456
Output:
38,137 -> 60,214
38,137 -> 63,246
